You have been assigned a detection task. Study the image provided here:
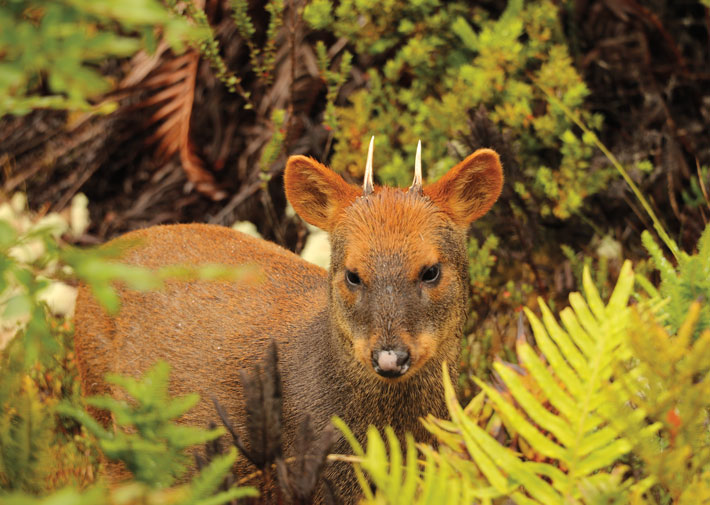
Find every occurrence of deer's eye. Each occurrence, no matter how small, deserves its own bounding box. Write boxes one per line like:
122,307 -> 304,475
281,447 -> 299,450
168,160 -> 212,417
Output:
345,270 -> 362,287
420,264 -> 441,284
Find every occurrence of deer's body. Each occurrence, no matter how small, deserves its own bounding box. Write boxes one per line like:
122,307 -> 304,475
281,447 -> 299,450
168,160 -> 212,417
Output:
74,145 -> 503,503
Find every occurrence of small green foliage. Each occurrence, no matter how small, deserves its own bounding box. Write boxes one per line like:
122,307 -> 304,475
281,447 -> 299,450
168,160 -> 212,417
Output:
303,0 -> 333,30
641,226 -> 710,340
0,371 -> 54,492
333,419 -> 495,504
315,41 -> 353,131
2,486 -> 107,505
0,308 -> 94,494
309,0 -> 608,219
612,302 -> 710,503
260,108 -> 287,174
0,196 -> 97,492
185,0 -> 288,106
467,234 -> 499,299
171,0 -> 241,94
637,160 -> 655,174
261,0 -> 285,86
230,0 -> 256,41
185,447 -> 259,504
0,0 -> 196,116
2,449 -> 258,505
230,0 -> 285,87
57,361 -> 224,488
681,165 -> 710,208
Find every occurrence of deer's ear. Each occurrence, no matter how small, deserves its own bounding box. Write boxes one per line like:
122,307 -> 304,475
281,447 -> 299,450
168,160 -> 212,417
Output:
284,155 -> 360,231
424,149 -> 503,227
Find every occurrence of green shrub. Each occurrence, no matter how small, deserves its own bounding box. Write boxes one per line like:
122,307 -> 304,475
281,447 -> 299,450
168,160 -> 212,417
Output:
307,0 -> 609,220
56,361 -> 224,488
640,226 -> 710,340
2,448 -> 258,505
0,0 -> 199,116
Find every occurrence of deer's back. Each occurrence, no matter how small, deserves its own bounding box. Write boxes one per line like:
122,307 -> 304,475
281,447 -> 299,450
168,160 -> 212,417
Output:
74,223 -> 329,466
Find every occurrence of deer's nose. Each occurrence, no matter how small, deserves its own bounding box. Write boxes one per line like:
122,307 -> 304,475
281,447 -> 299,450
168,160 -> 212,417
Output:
372,346 -> 411,378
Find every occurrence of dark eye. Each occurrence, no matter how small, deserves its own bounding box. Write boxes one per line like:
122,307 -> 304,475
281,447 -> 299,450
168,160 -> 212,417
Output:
345,269 -> 362,287
420,264 -> 441,284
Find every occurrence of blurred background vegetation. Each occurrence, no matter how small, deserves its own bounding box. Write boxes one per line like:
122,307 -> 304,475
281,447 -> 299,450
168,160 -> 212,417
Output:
1,0 -> 709,503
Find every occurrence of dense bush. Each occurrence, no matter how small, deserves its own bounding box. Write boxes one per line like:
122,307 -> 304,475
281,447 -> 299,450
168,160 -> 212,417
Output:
305,0 -> 608,222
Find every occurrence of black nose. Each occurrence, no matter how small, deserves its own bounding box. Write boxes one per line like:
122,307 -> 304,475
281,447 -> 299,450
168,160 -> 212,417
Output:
372,347 -> 411,378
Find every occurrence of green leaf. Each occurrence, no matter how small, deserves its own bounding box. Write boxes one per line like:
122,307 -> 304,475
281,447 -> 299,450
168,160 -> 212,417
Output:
0,220 -> 17,247
89,282 -> 120,313
385,426 -> 402,499
539,300 -> 588,377
517,341 -> 579,425
188,446 -> 258,503
3,293 -> 32,318
452,17 -> 478,51
193,487 -> 260,505
474,374 -> 568,460
302,0 -> 333,30
525,306 -> 583,398
582,265 -> 606,321
496,360 -> 576,447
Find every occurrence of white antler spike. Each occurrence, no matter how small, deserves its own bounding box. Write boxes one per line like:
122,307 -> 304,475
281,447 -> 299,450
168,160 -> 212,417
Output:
363,136 -> 375,195
409,140 -> 423,194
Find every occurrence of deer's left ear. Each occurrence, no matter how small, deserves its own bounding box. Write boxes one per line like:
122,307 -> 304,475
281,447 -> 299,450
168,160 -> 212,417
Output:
423,149 -> 503,227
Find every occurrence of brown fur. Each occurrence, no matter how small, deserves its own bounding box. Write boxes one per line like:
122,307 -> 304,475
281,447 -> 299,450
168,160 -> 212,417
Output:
74,149 -> 503,503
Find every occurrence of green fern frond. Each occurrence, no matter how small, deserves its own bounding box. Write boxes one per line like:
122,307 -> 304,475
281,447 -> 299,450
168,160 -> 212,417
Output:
57,361 -> 223,488
0,375 -> 53,492
608,302 -> 710,501
437,260 -> 638,503
333,416 -> 500,504
187,447 -> 259,504
642,225 -> 710,340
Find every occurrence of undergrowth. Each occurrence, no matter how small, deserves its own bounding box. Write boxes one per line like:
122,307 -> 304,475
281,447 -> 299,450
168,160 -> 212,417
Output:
306,0 -> 609,222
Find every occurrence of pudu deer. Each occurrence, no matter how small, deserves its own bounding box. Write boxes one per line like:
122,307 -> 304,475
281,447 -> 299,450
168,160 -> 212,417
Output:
74,139 -> 503,503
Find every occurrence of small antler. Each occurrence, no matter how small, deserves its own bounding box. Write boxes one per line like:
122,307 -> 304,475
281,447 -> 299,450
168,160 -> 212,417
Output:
408,140 -> 423,195
363,136 -> 375,196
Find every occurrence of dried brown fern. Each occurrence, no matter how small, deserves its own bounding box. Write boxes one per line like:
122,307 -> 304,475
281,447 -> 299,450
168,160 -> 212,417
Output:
137,49 -> 227,201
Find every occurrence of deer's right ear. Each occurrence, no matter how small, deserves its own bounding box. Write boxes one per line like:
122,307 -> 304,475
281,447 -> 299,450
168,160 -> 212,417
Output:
285,155 -> 360,232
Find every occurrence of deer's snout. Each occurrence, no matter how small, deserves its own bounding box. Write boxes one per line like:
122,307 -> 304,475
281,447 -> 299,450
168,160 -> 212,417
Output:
371,346 -> 411,378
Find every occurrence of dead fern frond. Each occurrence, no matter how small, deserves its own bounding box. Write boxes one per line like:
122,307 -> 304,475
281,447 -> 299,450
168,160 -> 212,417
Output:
138,49 -> 226,201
